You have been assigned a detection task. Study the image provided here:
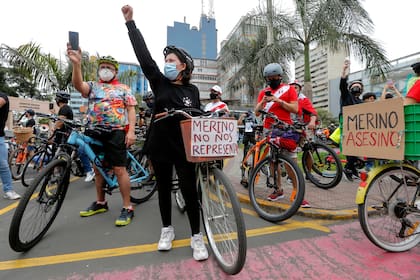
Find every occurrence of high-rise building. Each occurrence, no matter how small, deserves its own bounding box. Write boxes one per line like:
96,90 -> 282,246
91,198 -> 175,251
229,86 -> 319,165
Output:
294,45 -> 347,111
167,13 -> 218,100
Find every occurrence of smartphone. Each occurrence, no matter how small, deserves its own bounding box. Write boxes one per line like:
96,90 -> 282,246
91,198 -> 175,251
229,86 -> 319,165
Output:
49,103 -> 54,110
264,90 -> 272,96
386,79 -> 394,85
69,31 -> 79,50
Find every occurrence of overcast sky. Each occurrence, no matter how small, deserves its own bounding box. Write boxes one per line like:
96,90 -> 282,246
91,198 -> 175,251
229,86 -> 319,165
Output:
1,0 -> 419,72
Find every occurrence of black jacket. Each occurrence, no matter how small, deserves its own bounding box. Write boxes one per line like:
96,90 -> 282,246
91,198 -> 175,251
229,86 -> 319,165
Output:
339,77 -> 362,116
126,20 -> 201,163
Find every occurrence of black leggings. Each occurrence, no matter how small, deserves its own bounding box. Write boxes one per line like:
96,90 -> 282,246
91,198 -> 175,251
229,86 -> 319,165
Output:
151,159 -> 201,235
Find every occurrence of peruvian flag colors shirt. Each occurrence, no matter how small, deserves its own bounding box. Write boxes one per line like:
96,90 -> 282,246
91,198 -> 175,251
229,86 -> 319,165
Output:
257,84 -> 297,129
204,101 -> 229,114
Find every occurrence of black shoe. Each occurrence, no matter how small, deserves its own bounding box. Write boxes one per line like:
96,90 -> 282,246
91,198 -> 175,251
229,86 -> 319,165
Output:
80,201 -> 109,217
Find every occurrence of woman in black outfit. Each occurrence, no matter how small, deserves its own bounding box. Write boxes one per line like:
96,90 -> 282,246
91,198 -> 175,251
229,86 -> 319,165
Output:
121,5 -> 208,261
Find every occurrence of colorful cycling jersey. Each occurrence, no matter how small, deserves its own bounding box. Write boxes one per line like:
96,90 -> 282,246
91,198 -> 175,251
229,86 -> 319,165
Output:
87,81 -> 137,129
257,84 -> 297,128
204,101 -> 229,114
406,79 -> 420,102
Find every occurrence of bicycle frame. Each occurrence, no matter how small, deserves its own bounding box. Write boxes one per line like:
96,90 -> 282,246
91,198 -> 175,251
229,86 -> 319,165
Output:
67,130 -> 149,189
241,137 -> 269,170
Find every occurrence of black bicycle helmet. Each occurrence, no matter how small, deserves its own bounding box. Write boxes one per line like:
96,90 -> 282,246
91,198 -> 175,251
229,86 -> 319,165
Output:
263,63 -> 283,78
163,45 -> 194,75
55,91 -> 70,103
97,55 -> 119,71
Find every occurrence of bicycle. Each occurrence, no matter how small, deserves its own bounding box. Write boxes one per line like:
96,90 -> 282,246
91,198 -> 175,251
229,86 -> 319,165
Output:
240,124 -> 267,188
247,111 -> 305,222
21,134 -> 56,187
156,108 -> 247,275
9,117 -> 156,252
126,141 -> 185,212
356,161 -> 420,252
8,127 -> 34,180
299,125 -> 343,189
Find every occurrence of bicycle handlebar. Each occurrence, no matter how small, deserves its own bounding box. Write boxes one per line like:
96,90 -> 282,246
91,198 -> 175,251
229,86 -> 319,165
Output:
154,108 -> 213,123
35,112 -> 82,129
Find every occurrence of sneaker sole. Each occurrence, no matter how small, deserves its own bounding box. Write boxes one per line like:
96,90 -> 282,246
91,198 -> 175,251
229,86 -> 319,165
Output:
267,195 -> 285,201
115,217 -> 132,226
80,208 -> 108,217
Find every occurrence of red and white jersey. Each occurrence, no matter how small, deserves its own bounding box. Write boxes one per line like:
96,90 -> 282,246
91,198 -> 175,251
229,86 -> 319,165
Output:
204,101 -> 229,114
257,84 -> 297,129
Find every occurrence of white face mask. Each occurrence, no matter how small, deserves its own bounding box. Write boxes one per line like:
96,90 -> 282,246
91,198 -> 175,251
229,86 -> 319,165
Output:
98,68 -> 115,82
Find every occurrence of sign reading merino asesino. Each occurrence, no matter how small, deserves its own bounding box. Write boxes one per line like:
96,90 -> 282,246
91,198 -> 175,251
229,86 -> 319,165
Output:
342,97 -> 405,160
190,118 -> 238,157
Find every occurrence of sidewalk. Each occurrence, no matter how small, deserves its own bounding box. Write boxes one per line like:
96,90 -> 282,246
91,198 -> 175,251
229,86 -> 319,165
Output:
224,151 -> 360,220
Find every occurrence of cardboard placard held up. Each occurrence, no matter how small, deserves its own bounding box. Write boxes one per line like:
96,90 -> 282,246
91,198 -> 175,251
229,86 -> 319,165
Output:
342,97 -> 405,160
180,118 -> 239,162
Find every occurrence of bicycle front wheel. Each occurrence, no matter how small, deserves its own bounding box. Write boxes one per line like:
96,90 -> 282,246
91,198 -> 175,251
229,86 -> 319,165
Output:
8,148 -> 25,180
21,149 -> 52,187
9,158 -> 70,252
198,165 -> 247,275
358,164 -> 420,252
302,142 -> 343,189
249,155 -> 305,222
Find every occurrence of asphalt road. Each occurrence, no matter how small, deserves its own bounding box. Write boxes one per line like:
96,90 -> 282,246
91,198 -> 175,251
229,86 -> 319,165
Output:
0,174 -> 419,279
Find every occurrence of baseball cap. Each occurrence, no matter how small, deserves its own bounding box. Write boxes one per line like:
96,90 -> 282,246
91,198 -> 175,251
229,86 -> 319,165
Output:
210,85 -> 223,94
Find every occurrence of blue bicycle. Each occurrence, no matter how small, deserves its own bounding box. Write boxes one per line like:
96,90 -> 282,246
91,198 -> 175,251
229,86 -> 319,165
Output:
9,118 -> 155,252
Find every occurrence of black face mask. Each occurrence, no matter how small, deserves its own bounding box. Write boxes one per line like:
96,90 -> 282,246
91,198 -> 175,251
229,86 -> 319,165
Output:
268,79 -> 281,89
350,86 -> 362,95
210,93 -> 218,100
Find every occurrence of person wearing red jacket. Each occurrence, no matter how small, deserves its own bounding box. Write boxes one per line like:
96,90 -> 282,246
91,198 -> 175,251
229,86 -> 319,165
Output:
289,80 -> 318,130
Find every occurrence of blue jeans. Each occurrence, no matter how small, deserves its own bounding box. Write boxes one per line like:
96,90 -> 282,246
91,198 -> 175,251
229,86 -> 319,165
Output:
78,146 -> 93,173
0,137 -> 13,192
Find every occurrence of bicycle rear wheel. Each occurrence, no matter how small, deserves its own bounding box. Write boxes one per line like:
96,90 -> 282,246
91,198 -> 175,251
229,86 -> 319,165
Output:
198,164 -> 247,275
21,149 -> 52,187
9,158 -> 70,252
128,149 -> 157,204
358,164 -> 420,252
302,142 -> 343,189
248,155 -> 305,222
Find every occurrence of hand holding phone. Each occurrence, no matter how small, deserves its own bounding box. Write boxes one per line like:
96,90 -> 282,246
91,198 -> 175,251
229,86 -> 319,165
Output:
49,103 -> 54,110
69,31 -> 79,50
264,90 -> 272,96
386,79 -> 394,86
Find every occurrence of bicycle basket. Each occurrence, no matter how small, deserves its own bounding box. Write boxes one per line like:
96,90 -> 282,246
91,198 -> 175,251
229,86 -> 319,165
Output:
13,127 -> 33,144
180,118 -> 239,162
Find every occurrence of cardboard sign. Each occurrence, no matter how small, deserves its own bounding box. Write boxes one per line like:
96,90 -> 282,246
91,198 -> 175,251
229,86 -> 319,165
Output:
342,97 -> 405,160
180,118 -> 238,162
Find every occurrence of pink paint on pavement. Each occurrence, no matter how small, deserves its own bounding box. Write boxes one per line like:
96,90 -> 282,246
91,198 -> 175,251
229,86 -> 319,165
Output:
63,221 -> 419,280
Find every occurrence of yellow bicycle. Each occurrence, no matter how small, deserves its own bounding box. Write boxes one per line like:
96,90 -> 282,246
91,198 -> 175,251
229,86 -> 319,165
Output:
356,161 -> 420,252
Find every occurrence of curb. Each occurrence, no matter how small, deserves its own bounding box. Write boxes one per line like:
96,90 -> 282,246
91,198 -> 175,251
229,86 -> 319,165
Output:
235,190 -> 359,220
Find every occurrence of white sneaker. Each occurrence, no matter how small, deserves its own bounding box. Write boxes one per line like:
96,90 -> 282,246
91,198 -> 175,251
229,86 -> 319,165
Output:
158,226 -> 175,251
191,232 -> 208,261
4,190 -> 21,200
84,170 -> 95,182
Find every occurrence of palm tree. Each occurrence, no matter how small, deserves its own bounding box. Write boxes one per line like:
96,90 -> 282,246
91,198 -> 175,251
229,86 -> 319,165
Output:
221,0 -> 390,102
273,0 -> 390,100
0,42 -> 71,96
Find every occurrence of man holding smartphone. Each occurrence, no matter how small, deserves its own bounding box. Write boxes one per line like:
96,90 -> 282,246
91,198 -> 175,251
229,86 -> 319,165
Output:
67,45 -> 137,227
254,63 -> 298,201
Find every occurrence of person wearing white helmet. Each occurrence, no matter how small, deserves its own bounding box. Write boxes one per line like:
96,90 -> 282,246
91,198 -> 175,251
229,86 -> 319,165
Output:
204,85 -> 229,116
